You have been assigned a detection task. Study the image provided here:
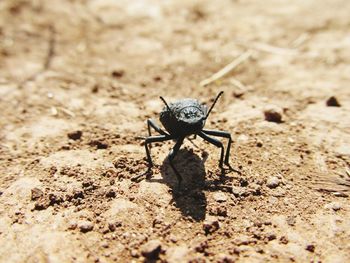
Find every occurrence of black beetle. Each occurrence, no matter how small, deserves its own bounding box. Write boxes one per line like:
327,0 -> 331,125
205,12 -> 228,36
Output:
134,91 -> 235,185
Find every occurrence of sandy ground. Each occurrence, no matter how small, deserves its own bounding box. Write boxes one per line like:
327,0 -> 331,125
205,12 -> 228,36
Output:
1,0 -> 350,262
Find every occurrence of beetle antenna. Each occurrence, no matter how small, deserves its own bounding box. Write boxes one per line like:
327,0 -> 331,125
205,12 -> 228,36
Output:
205,91 -> 224,119
160,96 -> 174,115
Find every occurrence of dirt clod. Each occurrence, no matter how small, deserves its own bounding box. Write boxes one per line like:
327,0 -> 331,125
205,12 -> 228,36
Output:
279,236 -> 289,244
203,217 -> 220,234
31,188 -> 44,201
326,96 -> 341,107
306,244 -> 315,253
67,130 -> 83,140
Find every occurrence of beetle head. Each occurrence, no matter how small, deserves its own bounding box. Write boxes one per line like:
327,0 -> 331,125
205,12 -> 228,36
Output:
178,104 -> 207,123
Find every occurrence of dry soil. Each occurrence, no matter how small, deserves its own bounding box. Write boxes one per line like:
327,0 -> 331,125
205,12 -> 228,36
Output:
0,0 -> 350,262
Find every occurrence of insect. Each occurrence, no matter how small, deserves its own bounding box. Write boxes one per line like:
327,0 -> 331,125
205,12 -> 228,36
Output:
135,91 -> 234,185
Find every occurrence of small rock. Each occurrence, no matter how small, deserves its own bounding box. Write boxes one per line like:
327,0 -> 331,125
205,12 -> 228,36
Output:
89,140 -> 108,149
130,249 -> 139,258
279,236 -> 289,244
240,178 -> 249,187
166,246 -> 190,263
34,198 -> 50,210
286,216 -> 296,226
266,176 -> 280,188
79,221 -> 94,233
203,216 -> 220,234
68,222 -> 77,230
105,189 -> 116,198
194,241 -> 208,253
213,192 -> 227,202
231,186 -> 245,197
67,130 -> 83,140
91,84 -> 99,93
264,105 -> 283,123
153,76 -> 162,82
324,202 -> 342,211
266,233 -> 276,241
108,221 -> 122,232
141,240 -> 162,259
72,189 -> 84,199
333,192 -> 348,197
31,187 -> 44,201
101,241 -> 109,248
234,235 -> 252,246
255,247 -> 264,254
111,69 -> 124,78
305,244 -> 315,253
169,234 -> 178,243
216,205 -> 228,217
217,253 -> 237,263
326,96 -> 341,107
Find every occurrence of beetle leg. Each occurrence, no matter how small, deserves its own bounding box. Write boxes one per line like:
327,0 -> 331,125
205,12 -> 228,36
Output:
144,135 -> 173,167
198,131 -> 225,169
147,119 -> 168,136
202,129 -> 232,165
167,137 -> 184,186
132,134 -> 174,183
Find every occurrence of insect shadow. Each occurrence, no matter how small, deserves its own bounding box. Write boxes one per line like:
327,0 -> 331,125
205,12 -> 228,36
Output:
160,148 -> 207,221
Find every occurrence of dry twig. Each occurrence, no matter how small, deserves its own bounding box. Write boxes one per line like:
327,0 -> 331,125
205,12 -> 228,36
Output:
18,25 -> 56,89
200,50 -> 253,87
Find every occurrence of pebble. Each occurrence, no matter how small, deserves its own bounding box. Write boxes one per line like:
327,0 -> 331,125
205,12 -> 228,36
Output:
324,202 -> 342,211
263,105 -> 283,123
266,176 -> 280,188
141,239 -> 162,259
79,221 -> 94,233
213,192 -> 227,202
